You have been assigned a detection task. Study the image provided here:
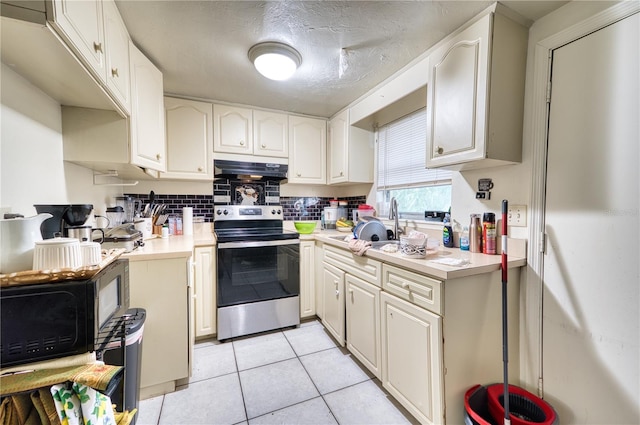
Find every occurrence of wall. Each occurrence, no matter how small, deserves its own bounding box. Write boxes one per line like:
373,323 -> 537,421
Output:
0,63 -> 121,220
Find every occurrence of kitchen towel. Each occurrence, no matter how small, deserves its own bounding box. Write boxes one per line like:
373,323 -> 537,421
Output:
182,207 -> 193,235
348,239 -> 371,256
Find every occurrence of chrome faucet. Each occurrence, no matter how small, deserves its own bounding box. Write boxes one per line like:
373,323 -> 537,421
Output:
389,197 -> 403,240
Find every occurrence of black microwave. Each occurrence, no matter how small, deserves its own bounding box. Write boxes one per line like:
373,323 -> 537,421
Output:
0,259 -> 130,368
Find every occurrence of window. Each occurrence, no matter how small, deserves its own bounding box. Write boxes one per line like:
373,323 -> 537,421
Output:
376,108 -> 452,219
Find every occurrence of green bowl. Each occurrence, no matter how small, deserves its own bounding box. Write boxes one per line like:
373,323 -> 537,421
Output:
294,221 -> 317,234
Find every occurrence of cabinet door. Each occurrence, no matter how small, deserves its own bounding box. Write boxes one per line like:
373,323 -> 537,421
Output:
102,0 -> 130,114
254,110 -> 288,158
129,258 -> 190,389
328,109 -> 348,184
50,0 -> 105,84
194,246 -> 216,338
380,292 -> 444,425
162,97 -> 213,179
426,13 -> 491,168
213,104 -> 253,154
130,43 -> 166,172
300,241 -> 316,319
288,116 -> 327,184
321,261 -> 345,346
346,274 -> 381,379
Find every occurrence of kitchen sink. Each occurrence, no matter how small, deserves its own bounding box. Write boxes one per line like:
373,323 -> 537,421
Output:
369,240 -> 400,249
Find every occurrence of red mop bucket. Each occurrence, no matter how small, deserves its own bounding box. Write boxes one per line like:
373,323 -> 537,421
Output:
464,200 -> 558,425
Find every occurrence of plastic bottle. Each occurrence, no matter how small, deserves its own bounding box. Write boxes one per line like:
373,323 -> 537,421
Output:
460,226 -> 470,251
482,212 -> 497,255
442,213 -> 454,248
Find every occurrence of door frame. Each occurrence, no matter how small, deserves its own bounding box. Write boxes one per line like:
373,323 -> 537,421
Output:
525,1 -> 640,396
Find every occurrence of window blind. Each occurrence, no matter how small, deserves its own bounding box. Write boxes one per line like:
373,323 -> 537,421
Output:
376,108 -> 452,189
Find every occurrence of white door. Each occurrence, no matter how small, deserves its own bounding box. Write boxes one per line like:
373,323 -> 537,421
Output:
321,262 -> 345,346
542,13 -> 639,423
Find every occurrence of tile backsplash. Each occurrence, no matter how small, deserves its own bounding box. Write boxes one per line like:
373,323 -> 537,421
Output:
127,180 -> 367,222
280,196 -> 367,221
126,193 -> 214,222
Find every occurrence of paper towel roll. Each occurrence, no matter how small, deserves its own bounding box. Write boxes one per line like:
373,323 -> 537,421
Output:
183,207 -> 193,235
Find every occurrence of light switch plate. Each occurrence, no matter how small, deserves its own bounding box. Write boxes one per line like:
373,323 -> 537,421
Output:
507,205 -> 527,227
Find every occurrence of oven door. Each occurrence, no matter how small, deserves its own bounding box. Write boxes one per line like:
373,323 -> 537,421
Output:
217,239 -> 300,308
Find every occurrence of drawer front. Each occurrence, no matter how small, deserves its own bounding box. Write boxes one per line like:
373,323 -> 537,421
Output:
382,264 -> 443,315
323,244 -> 381,286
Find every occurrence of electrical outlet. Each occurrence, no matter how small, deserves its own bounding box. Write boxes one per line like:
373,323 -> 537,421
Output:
507,205 -> 527,227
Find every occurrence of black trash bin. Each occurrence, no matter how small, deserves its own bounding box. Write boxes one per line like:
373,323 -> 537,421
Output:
103,308 -> 146,423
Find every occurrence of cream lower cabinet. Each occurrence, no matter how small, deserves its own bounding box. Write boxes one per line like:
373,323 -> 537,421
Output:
194,246 -> 216,338
299,241 -> 316,319
381,291 -> 444,425
128,256 -> 192,398
346,274 -> 381,379
321,261 -> 345,346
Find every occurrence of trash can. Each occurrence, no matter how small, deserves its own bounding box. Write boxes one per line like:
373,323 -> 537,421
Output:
103,308 -> 146,423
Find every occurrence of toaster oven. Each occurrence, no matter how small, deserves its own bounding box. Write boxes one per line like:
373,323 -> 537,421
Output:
0,259 -> 130,368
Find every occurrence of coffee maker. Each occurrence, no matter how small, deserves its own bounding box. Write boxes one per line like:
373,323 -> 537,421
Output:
34,204 -> 94,239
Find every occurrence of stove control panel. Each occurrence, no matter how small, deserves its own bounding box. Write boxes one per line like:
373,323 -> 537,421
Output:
215,205 -> 283,220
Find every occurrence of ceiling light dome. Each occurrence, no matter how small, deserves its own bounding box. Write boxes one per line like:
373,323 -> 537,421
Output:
248,42 -> 302,81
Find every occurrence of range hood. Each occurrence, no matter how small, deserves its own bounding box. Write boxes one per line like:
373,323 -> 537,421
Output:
214,160 -> 288,180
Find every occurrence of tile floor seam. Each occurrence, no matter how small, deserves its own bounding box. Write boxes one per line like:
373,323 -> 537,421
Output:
295,347 -> 342,425
231,341 -> 251,424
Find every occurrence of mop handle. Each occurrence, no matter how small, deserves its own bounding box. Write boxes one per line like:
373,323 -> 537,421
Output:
502,200 -> 510,424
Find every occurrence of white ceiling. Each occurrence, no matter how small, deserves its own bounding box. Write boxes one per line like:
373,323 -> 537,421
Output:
115,1 -> 567,118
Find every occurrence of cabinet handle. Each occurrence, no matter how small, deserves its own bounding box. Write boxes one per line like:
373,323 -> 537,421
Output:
436,146 -> 444,155
239,140 -> 245,146
93,42 -> 103,53
401,282 -> 410,289
333,280 -> 338,286
335,290 -> 340,296
340,171 -> 344,176
198,166 -> 203,172
348,288 -> 353,294
111,68 -> 119,78
156,153 -> 162,160
297,172 -> 302,177
261,144 -> 266,148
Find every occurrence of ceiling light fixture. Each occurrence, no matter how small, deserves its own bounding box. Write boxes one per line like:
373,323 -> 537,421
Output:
248,42 -> 302,81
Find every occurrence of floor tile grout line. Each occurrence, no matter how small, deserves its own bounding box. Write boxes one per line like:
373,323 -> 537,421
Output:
231,339 -> 251,424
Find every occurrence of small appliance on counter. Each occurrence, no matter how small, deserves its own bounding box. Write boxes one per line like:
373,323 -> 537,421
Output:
101,225 -> 144,252
323,206 -> 347,229
352,204 -> 375,222
34,204 -> 94,239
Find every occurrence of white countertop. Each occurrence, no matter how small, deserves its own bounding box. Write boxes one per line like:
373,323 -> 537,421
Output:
310,229 -> 526,280
122,232 -> 216,261
122,227 -> 525,280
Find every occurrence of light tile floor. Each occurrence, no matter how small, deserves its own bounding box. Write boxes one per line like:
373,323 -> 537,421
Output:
136,320 -> 419,425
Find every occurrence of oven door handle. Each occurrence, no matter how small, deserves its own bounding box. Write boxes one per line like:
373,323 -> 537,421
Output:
218,239 -> 300,249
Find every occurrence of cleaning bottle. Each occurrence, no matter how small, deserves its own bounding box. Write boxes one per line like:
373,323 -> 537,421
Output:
460,226 -> 470,251
443,213 -> 454,248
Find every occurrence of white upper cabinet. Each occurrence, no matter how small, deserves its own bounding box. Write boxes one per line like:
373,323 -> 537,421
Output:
253,110 -> 288,158
162,97 -> 213,180
426,10 -> 527,170
288,116 -> 327,184
213,104 -> 253,155
130,42 -> 165,172
50,0 -> 131,114
214,106 -> 289,159
102,0 -> 130,113
49,0 -> 106,83
328,108 -> 374,185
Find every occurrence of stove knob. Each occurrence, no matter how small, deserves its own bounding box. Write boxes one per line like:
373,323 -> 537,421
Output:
223,209 -> 229,215
277,209 -> 282,215
271,209 -> 276,215
216,209 -> 222,215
